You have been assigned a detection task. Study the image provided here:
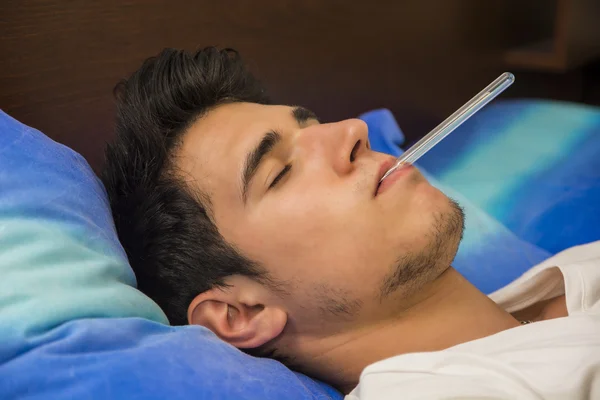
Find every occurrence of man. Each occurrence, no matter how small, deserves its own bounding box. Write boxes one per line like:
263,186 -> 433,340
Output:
102,47 -> 600,399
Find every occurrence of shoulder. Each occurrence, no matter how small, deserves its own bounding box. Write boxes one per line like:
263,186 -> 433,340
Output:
352,351 -> 542,399
490,241 -> 600,314
555,241 -> 600,314
353,319 -> 600,400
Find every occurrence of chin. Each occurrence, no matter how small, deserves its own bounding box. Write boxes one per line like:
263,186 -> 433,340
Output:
380,195 -> 465,299
432,195 -> 465,251
426,196 -> 465,272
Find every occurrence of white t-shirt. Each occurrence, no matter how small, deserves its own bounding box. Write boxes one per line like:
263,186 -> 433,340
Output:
347,241 -> 600,400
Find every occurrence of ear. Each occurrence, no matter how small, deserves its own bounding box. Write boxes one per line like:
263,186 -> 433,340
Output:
187,282 -> 287,349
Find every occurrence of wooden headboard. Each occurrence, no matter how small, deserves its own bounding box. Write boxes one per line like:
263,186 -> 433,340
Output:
2,0 -> 597,172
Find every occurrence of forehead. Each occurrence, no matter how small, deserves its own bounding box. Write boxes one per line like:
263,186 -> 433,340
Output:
176,102 -> 293,207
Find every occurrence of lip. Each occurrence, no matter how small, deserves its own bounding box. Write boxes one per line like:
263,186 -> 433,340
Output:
375,160 -> 413,196
374,159 -> 396,196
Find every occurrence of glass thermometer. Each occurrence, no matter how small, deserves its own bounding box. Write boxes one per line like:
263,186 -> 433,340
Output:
380,72 -> 515,182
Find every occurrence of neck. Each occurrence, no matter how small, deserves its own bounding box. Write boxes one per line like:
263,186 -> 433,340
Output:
297,267 -> 520,393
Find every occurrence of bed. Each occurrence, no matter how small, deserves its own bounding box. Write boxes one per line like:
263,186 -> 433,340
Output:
2,2 -> 600,399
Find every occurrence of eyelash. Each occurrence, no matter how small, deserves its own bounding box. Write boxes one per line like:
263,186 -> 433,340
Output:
269,164 -> 292,189
266,139 -> 368,190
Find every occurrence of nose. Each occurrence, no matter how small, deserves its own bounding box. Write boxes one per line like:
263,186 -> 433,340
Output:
295,118 -> 370,176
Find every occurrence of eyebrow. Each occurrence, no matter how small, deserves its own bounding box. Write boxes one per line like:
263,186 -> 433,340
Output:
241,130 -> 282,203
241,107 -> 319,203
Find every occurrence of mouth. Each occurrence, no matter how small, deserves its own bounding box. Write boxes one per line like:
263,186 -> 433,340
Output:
374,159 -> 397,196
375,158 -> 412,196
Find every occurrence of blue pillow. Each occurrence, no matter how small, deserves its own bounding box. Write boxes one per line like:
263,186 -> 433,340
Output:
0,111 -> 341,400
3,101 -> 595,398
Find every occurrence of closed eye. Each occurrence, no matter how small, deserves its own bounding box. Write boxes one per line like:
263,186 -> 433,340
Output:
269,164 -> 292,189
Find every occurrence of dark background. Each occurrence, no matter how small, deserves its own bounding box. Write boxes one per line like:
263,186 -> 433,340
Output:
2,0 -> 599,172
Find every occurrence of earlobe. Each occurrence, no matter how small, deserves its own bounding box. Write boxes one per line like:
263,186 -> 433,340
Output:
187,287 -> 287,349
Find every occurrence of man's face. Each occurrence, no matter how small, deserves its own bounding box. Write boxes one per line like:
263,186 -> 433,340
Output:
178,102 -> 463,333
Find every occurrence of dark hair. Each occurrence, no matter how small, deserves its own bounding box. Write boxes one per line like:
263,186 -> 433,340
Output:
101,47 -> 271,325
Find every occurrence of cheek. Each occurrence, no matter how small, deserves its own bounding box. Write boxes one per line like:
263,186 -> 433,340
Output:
226,179 -> 452,294
373,182 -> 456,267
240,190 -> 386,285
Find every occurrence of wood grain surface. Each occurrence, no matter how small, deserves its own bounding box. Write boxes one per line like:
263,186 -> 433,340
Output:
1,0 -> 597,172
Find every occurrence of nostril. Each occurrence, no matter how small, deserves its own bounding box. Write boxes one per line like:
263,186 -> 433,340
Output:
350,140 -> 361,162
